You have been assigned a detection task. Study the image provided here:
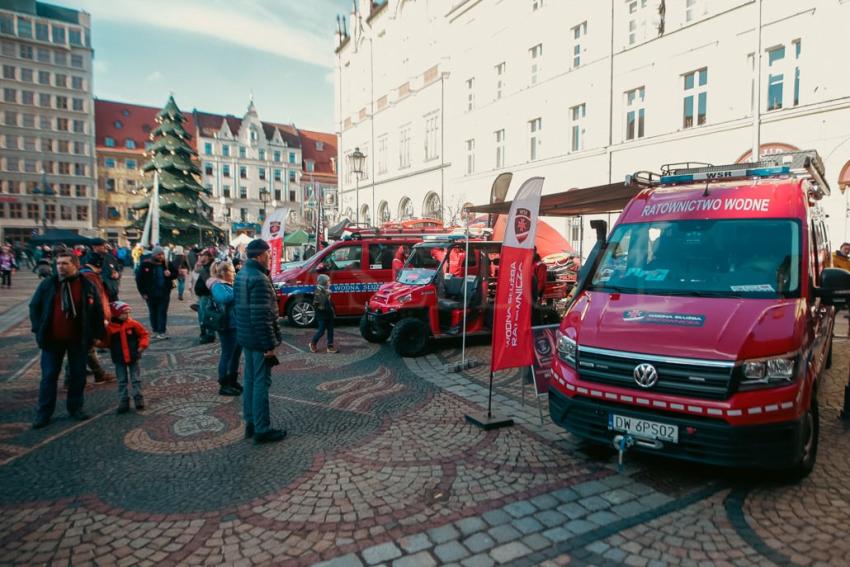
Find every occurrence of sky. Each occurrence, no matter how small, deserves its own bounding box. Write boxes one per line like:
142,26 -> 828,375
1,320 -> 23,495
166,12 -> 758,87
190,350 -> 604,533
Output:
62,0 -> 351,132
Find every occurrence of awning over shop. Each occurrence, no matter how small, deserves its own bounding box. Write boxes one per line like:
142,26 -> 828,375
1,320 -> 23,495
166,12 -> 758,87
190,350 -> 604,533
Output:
464,181 -> 640,217
30,229 -> 94,246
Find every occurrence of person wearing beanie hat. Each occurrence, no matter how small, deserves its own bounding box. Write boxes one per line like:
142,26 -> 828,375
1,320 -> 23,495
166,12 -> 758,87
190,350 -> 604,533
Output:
193,247 -> 217,344
100,300 -> 150,413
135,246 -> 177,340
234,238 -> 285,444
71,250 -> 115,386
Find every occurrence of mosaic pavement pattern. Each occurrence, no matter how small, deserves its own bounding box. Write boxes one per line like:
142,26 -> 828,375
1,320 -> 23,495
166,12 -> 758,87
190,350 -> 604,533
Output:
0,271 -> 849,566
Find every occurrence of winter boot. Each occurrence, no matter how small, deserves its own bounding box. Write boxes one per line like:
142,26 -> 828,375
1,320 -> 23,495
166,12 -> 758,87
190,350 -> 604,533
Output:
116,399 -> 130,414
229,374 -> 243,394
133,395 -> 145,410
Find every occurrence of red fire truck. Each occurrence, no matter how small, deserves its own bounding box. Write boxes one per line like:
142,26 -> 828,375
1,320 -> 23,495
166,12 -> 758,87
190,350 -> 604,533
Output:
548,151 -> 850,478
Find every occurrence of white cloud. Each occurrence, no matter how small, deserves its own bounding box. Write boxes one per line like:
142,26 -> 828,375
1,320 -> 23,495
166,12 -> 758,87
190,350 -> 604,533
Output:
74,0 -> 336,68
146,70 -> 163,81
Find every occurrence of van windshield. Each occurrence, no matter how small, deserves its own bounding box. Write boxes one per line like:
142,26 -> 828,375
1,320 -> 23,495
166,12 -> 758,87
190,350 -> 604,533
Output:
588,219 -> 801,298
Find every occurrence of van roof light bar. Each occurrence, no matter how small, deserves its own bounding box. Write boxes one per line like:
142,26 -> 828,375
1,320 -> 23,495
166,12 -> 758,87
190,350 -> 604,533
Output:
653,150 -> 829,197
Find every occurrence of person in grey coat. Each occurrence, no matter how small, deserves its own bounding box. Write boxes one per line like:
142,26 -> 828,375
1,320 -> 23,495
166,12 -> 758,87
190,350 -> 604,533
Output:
233,239 -> 285,444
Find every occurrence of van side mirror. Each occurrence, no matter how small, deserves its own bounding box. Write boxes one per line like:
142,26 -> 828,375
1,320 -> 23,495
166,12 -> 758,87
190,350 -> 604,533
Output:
590,220 -> 607,243
817,268 -> 850,306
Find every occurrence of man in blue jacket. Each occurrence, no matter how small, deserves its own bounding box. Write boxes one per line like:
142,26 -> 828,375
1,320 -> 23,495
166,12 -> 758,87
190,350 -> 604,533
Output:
30,251 -> 105,429
234,239 -> 285,444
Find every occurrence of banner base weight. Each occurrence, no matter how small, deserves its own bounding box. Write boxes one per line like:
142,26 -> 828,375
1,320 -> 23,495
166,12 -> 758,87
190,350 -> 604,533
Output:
464,413 -> 514,430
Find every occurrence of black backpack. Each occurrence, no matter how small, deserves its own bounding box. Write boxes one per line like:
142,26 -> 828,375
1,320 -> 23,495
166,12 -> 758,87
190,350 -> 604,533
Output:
204,298 -> 229,332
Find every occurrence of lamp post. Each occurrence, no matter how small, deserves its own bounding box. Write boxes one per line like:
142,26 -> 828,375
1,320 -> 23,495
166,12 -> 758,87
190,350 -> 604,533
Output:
259,188 -> 270,238
347,147 -> 366,225
31,170 -> 55,234
219,195 -> 231,244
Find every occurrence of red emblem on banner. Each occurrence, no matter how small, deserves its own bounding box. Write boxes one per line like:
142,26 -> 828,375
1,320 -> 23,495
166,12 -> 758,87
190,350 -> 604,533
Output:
514,208 -> 531,243
269,221 -> 281,238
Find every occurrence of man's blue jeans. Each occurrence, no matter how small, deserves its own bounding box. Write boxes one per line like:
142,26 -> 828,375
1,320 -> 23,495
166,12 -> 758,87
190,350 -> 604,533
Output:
146,294 -> 170,334
243,348 -> 271,434
37,344 -> 88,419
217,328 -> 242,383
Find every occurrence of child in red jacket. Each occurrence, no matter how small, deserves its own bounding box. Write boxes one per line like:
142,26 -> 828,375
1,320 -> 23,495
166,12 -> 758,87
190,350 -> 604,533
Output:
104,302 -> 150,413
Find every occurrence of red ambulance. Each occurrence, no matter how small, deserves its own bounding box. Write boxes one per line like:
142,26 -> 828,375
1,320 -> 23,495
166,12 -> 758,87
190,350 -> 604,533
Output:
549,151 -> 850,478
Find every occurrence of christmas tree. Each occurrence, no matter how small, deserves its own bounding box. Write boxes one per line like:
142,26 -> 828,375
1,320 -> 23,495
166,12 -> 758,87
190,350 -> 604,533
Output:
130,95 -> 222,246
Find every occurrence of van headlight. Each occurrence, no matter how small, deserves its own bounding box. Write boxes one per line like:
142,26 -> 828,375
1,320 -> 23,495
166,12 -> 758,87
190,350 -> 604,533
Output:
398,293 -> 413,304
556,331 -> 577,368
739,355 -> 797,389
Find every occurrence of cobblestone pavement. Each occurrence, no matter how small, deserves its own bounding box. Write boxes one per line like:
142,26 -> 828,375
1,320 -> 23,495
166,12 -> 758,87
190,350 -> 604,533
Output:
1,271 -> 849,566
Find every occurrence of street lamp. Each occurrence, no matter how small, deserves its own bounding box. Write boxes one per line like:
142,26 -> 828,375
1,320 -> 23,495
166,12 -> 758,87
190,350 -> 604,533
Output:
259,188 -> 270,226
31,170 -> 55,234
347,147 -> 366,225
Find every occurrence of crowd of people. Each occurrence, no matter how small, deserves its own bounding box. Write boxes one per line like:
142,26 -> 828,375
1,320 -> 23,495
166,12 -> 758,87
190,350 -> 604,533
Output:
22,237 -> 311,446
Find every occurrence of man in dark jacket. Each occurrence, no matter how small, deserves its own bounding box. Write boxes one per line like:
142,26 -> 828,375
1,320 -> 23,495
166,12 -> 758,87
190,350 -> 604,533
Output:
90,238 -> 122,301
194,248 -> 216,344
234,239 -> 285,444
135,246 -> 177,339
30,251 -> 105,429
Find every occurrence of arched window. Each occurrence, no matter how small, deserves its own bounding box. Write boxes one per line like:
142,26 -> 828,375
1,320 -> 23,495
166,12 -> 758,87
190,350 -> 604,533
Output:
344,207 -> 354,221
378,200 -> 390,223
398,197 -> 414,220
423,191 -> 441,219
360,204 -> 371,226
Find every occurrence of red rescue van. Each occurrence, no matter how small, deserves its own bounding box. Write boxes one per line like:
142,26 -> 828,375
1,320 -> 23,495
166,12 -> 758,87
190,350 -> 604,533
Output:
549,151 -> 850,478
272,230 -> 427,327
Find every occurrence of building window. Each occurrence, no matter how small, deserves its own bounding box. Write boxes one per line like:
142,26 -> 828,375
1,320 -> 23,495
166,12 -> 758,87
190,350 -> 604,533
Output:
530,43 -> 543,85
37,70 -> 49,85
27,203 -> 39,219
305,160 -> 315,173
683,67 -> 708,127
126,159 -> 137,170
106,178 -> 116,192
3,88 -> 14,103
52,25 -> 65,44
495,129 -> 506,169
2,65 -> 13,79
495,62 -> 506,100
238,146 -> 246,158
258,149 -> 265,161
767,45 -> 785,111
240,208 -> 248,222
223,185 -> 231,198
222,144 -> 230,157
69,28 -> 82,46
289,152 -> 296,164
259,167 -> 266,180
71,54 -> 83,69
289,190 -> 296,202
625,87 -> 645,140
239,186 -> 247,199
75,184 -> 86,197
289,169 -> 296,182
466,77 -> 475,111
72,98 -> 83,111
73,120 -> 84,133
20,45 -> 33,59
570,104 -> 586,151
17,17 -> 32,38
76,206 -> 88,221
274,189 -> 281,201
204,142 -> 212,155
239,166 -> 247,179
529,117 -> 543,160
627,0 -> 649,45
223,164 -> 231,177
685,0 -> 707,22
532,0 -> 543,10
793,39 -> 801,107
377,135 -> 388,174
424,115 -> 439,161
105,157 -> 116,168
466,139 -> 475,175
204,162 -> 213,175
274,168 -> 281,181
21,68 -> 32,82
572,21 -> 587,68
399,126 -> 411,169
0,14 -> 11,34
273,150 -> 281,162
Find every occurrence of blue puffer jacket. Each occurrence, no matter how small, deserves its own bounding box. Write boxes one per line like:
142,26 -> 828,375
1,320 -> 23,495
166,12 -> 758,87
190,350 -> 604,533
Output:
233,259 -> 280,351
210,280 -> 237,331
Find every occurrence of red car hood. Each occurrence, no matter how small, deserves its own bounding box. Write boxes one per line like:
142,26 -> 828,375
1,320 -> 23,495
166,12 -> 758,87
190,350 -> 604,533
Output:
568,291 -> 806,361
272,266 -> 306,284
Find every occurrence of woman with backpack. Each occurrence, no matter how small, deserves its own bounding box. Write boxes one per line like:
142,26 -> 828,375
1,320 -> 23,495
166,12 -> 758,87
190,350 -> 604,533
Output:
207,260 -> 242,396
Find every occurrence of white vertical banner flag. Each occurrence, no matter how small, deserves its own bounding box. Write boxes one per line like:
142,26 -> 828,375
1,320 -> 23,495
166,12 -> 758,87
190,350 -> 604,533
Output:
261,207 -> 289,241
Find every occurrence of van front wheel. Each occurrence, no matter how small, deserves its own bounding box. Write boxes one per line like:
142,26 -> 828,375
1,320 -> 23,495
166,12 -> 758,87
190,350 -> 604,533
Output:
287,298 -> 316,328
783,390 -> 819,481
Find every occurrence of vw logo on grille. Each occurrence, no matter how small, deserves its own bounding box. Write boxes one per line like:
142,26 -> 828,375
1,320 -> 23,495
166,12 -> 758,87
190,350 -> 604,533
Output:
633,363 -> 659,388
